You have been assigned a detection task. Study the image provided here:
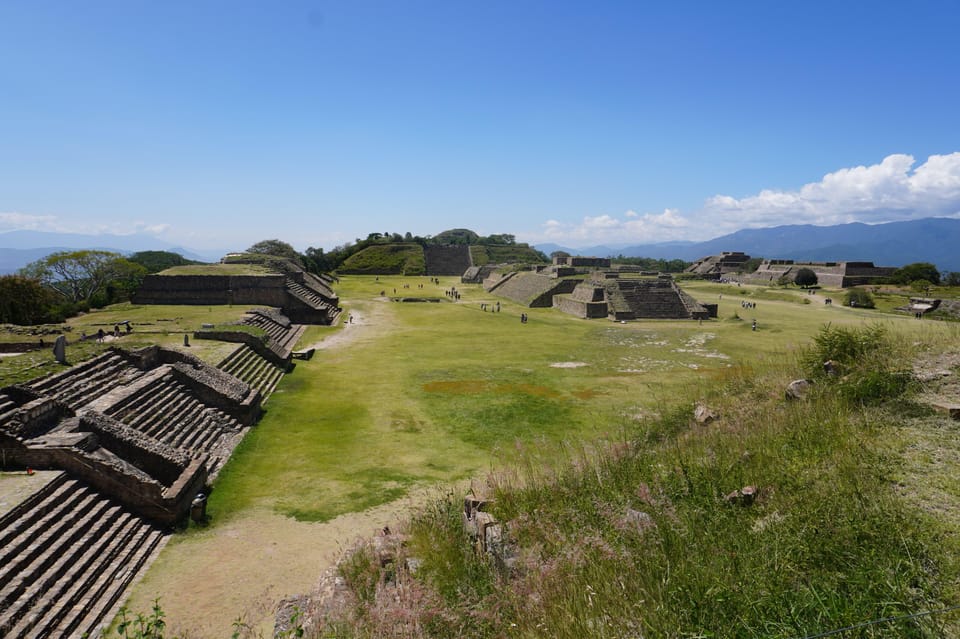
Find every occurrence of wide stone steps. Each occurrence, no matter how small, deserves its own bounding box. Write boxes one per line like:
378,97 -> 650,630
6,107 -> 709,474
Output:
28,353 -> 144,410
104,377 -> 242,460
0,477 -> 168,639
218,346 -> 286,402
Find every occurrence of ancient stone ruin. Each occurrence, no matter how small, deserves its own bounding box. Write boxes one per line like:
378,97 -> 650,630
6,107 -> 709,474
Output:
133,255 -> 341,324
746,259 -> 896,288
0,311 -> 307,636
685,251 -> 752,279
484,258 -> 713,320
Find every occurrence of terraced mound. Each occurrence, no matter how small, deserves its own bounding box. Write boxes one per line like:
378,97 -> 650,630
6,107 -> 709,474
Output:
485,271 -> 579,307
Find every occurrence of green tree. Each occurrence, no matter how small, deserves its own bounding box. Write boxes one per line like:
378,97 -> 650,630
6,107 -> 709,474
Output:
0,275 -> 54,325
944,271 -> 960,287
101,258 -> 148,304
246,239 -> 302,265
844,288 -> 876,308
20,250 -> 130,304
794,267 -> 819,288
894,262 -> 940,285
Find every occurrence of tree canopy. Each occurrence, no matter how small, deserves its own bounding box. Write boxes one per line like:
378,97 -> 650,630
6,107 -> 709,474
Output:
894,262 -> 940,286
794,267 -> 819,288
246,239 -> 302,265
0,275 -> 54,325
20,250 -> 146,304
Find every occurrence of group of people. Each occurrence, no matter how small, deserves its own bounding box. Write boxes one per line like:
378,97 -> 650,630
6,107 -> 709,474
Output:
80,322 -> 132,343
480,302 -> 501,313
740,301 -> 757,309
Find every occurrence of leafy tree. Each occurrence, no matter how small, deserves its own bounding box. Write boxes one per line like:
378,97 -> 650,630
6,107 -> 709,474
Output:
550,251 -> 571,259
844,289 -> 876,308
101,259 -> 148,304
21,250 -> 132,304
0,275 -> 54,325
944,271 -> 960,287
794,267 -> 819,288
433,228 -> 480,245
894,262 -> 940,285
246,239 -> 302,265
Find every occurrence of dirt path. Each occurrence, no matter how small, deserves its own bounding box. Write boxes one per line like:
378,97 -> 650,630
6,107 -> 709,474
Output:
124,297 -> 418,637
126,486 -> 445,637
304,298 -> 393,352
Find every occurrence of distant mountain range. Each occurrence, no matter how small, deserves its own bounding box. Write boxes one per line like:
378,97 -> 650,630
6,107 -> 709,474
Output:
0,231 -> 224,274
3,218 -> 959,275
536,217 -> 960,272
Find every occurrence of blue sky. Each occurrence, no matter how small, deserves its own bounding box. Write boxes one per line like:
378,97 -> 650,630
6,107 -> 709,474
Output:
2,1 -> 960,251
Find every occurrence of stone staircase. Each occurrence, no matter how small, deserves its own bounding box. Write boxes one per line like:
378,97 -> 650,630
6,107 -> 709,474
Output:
285,279 -> 342,324
27,353 -> 145,411
424,245 -> 472,276
102,375 -> 245,478
607,280 -> 703,320
218,345 -> 286,402
242,310 -> 307,360
0,473 -> 168,639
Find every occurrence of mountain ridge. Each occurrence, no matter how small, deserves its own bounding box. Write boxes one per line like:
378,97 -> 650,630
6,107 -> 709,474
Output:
536,217 -> 960,271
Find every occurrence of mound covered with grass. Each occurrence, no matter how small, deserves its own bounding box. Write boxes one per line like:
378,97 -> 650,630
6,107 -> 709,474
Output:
339,244 -> 426,275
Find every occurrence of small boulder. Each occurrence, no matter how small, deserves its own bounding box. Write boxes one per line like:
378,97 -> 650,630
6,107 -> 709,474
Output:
785,379 -> 813,400
724,485 -> 758,506
694,402 -> 719,424
624,508 -> 656,532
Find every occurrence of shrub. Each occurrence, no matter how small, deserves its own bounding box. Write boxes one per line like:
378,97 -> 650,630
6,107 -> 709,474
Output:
844,289 -> 875,308
801,323 -> 915,405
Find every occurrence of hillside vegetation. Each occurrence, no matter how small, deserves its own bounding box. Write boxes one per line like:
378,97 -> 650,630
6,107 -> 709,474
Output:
469,244 -> 547,266
338,244 -> 427,275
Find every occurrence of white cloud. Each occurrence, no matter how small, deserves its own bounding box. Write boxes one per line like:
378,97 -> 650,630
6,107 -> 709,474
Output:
536,208 -> 692,245
0,212 -> 61,232
0,212 -> 175,238
531,152 -> 960,247
702,152 -> 960,230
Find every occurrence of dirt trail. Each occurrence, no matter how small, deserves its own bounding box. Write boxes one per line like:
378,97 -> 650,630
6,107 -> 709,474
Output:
124,298 -> 421,637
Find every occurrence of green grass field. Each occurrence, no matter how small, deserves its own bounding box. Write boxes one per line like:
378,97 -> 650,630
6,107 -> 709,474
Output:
207,275 -> 945,525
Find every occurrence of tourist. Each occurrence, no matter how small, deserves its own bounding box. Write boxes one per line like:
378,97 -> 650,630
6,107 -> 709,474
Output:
97,328 -> 105,343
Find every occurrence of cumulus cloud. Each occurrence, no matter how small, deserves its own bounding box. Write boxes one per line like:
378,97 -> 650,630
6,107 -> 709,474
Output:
533,152 -> 960,247
702,152 -> 960,229
538,208 -> 692,245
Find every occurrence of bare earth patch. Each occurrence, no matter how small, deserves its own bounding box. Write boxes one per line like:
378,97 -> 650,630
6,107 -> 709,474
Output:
126,494 -> 427,637
550,361 -> 589,368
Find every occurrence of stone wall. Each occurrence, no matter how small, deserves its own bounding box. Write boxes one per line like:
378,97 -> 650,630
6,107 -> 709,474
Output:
554,295 -> 608,318
424,245 -> 472,276
133,274 -> 290,306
